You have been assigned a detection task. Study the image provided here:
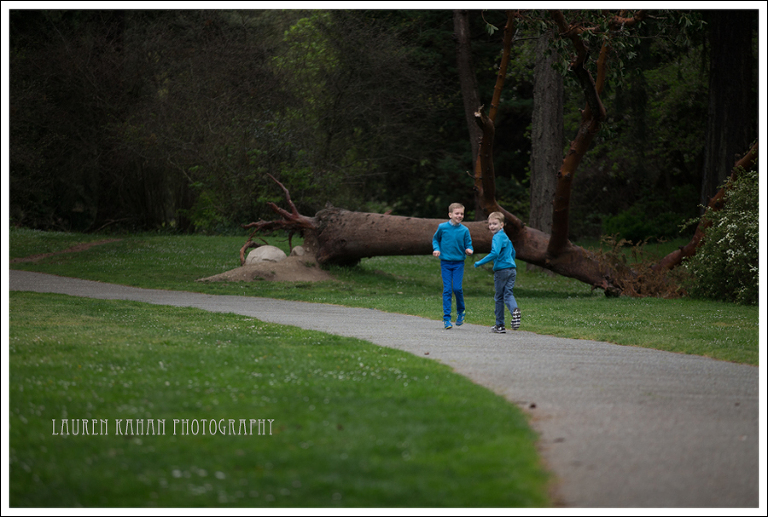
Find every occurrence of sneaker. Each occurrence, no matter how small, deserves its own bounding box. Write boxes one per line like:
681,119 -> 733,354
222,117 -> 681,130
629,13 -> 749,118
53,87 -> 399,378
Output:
444,320 -> 453,330
456,311 -> 465,326
511,308 -> 521,330
491,325 -> 506,334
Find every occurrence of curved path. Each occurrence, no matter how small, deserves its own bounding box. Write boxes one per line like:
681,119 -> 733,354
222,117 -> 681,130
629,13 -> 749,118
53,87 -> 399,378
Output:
9,270 -> 761,508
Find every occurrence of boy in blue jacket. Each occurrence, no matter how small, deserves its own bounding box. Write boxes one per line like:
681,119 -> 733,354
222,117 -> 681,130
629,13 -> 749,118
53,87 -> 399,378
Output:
432,203 -> 473,329
474,211 -> 521,333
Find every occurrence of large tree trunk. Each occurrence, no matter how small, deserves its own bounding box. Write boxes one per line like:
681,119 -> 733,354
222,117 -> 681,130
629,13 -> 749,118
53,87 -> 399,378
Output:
699,10 -> 755,208
309,208 -> 490,266
528,29 -> 563,273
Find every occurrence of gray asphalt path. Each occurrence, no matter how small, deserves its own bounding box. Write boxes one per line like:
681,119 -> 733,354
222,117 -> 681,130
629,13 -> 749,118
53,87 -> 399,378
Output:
9,270 -> 761,508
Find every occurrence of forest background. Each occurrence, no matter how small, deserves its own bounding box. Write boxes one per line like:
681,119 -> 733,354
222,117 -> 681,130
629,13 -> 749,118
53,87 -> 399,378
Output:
6,8 -> 761,246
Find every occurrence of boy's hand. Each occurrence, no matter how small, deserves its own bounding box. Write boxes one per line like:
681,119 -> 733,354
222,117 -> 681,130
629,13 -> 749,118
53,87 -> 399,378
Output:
465,249 -> 473,255
433,250 -> 441,257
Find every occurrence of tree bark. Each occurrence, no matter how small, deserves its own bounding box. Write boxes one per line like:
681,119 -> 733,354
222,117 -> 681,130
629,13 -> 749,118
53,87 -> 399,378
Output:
547,10 -> 609,260
313,206 -> 623,294
546,10 -> 645,254
310,208 -> 491,266
528,29 -> 563,273
453,10 -> 484,219
470,11 -> 517,220
700,10 -> 755,208
487,11 -> 516,123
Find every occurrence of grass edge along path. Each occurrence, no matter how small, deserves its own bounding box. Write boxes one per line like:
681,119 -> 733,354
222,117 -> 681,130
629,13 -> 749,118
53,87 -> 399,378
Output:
8,230 -> 760,366
9,291 -> 550,508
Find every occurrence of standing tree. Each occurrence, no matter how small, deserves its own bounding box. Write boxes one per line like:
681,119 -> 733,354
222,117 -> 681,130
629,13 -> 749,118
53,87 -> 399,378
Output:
527,28 -> 563,272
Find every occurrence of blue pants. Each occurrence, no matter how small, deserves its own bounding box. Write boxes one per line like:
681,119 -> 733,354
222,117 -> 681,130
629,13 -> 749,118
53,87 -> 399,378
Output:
441,260 -> 465,322
494,267 -> 518,327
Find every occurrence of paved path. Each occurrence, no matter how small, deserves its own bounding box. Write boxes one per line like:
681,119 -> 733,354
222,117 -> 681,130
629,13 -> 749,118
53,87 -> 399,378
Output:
9,270 -> 761,508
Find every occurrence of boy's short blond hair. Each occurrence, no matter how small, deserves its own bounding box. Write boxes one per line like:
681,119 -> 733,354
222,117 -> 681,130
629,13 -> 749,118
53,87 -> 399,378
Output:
488,211 -> 505,225
448,202 -> 465,213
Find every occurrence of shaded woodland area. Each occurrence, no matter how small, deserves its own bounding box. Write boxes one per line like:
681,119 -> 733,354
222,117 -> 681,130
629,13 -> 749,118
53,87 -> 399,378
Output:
9,9 -> 759,296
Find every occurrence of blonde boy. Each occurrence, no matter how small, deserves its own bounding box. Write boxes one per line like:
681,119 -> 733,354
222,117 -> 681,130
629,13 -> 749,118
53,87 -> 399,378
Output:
473,212 -> 520,333
432,203 -> 473,329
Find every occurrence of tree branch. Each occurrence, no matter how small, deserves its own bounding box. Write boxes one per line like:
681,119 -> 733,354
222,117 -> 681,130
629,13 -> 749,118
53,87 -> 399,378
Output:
489,11 -> 517,121
608,10 -> 647,30
473,11 -> 518,215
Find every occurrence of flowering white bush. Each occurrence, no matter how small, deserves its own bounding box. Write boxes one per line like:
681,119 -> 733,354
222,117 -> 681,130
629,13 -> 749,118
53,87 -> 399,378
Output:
683,167 -> 758,305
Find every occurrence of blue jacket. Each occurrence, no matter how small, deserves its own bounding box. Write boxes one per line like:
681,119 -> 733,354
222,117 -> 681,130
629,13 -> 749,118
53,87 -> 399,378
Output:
474,229 -> 516,270
432,221 -> 473,262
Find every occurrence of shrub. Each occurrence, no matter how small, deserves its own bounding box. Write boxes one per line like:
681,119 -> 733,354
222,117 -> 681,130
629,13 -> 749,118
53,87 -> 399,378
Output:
682,168 -> 758,305
602,187 -> 698,244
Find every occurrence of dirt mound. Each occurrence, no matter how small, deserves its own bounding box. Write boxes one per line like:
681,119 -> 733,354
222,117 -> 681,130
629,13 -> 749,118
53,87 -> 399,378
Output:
197,254 -> 334,283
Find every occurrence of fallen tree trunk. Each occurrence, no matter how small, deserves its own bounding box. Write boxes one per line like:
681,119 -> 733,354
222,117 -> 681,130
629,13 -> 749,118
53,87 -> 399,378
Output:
309,209 -> 489,266
243,176 -> 623,295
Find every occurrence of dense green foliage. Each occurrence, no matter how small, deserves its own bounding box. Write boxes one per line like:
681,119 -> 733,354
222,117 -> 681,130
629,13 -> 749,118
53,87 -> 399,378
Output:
682,168 -> 759,305
10,229 -> 759,365
9,9 -> 758,242
8,10 -> 463,231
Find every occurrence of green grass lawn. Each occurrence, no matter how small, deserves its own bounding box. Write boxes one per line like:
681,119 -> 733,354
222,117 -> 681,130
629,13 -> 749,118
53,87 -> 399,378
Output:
9,292 -> 547,507
8,227 -> 119,260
